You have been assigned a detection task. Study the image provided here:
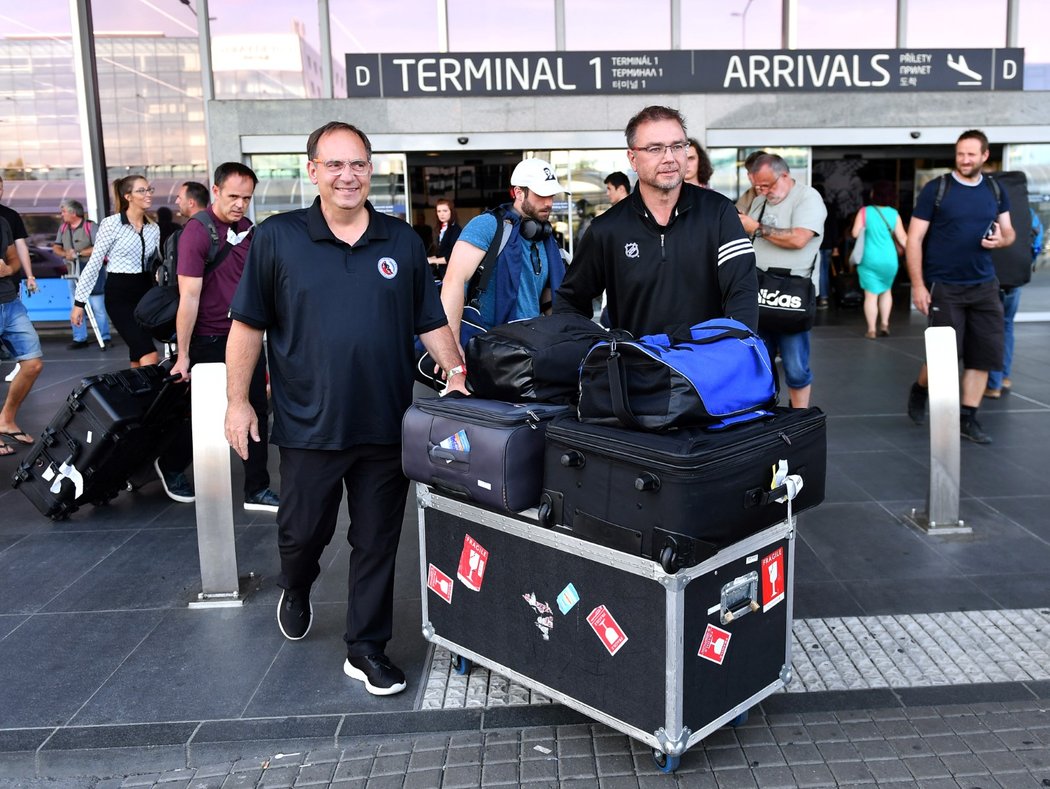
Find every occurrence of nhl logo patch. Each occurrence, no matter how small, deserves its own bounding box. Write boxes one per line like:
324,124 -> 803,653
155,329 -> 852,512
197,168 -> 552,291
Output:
624,242 -> 640,259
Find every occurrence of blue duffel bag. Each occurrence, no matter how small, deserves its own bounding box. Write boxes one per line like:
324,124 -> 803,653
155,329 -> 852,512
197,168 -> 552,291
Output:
577,318 -> 777,431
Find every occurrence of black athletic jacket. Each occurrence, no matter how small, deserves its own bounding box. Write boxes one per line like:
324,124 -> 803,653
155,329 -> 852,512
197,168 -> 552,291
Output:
555,184 -> 758,336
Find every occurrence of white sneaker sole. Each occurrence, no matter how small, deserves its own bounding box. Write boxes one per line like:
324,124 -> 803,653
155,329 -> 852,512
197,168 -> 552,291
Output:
153,459 -> 195,504
276,590 -> 312,641
243,501 -> 279,513
343,659 -> 407,696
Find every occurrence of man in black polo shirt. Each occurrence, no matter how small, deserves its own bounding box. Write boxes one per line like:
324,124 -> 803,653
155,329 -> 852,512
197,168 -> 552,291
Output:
225,121 -> 468,696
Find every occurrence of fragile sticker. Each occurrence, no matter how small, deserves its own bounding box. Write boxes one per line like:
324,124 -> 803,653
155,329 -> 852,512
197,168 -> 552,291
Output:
556,583 -> 580,614
523,592 -> 554,640
587,605 -> 628,656
457,534 -> 489,591
761,547 -> 785,612
427,564 -> 454,604
698,623 -> 732,665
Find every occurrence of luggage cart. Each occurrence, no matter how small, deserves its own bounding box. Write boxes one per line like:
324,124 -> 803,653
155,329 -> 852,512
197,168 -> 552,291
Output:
417,482 -> 800,772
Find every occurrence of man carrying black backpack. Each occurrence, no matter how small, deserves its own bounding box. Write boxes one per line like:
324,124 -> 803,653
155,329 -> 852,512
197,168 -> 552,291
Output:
156,163 -> 279,511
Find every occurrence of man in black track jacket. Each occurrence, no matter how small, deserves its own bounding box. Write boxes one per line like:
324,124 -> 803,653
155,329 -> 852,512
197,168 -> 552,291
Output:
555,105 -> 758,337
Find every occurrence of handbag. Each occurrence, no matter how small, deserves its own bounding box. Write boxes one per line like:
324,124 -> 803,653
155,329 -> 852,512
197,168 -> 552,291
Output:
577,319 -> 777,432
849,208 -> 866,266
872,207 -> 904,255
756,266 -> 817,334
466,313 -> 630,405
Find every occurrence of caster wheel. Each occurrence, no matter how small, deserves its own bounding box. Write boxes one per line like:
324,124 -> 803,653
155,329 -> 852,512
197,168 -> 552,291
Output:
652,749 -> 680,773
451,654 -> 471,675
537,498 -> 553,529
659,544 -> 677,574
728,710 -> 749,728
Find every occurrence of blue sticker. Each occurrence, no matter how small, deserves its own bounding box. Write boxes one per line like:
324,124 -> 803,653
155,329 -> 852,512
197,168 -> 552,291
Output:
557,582 -> 580,614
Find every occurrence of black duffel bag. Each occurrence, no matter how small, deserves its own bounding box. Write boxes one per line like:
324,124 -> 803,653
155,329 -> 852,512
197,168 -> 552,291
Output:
465,313 -> 630,405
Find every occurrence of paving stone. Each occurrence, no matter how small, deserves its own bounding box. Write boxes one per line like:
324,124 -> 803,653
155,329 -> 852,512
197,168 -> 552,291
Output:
827,760 -> 875,783
708,767 -> 757,788
704,746 -> 748,770
864,757 -> 913,782
367,754 -> 408,777
444,745 -> 482,766
594,753 -> 635,777
854,739 -> 898,761
519,758 -> 558,782
480,761 -> 519,786
402,770 -> 444,789
441,763 -> 481,788
904,755 -> 952,779
557,736 -> 594,758
939,752 -> 994,777
740,743 -> 785,768
977,749 -> 1028,773
406,748 -> 444,771
332,760 -> 371,781
123,774 -> 163,787
748,765 -> 798,789
222,774 -> 261,789
922,733 -> 971,755
293,762 -> 336,786
596,776 -> 641,789
778,743 -> 823,764
258,765 -> 298,788
790,762 -> 837,787
361,775 -> 404,789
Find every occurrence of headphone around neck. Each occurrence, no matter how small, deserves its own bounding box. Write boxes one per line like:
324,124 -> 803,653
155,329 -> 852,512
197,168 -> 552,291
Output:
518,215 -> 552,242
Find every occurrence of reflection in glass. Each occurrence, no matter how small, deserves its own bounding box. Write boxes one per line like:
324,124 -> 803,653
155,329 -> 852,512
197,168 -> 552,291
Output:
682,0 -> 782,50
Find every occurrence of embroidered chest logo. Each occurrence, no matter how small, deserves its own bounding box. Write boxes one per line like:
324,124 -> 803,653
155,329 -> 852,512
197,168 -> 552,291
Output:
624,242 -> 640,259
378,257 -> 398,279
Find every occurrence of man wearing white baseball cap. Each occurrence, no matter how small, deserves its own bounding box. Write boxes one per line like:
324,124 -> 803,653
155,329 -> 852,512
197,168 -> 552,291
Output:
440,158 -> 567,344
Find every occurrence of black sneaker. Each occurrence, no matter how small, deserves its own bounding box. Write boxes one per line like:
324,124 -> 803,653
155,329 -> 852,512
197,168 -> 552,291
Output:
907,382 -> 928,425
344,653 -> 407,696
67,340 -> 90,350
153,459 -> 195,503
277,587 -> 312,640
961,416 -> 992,444
244,487 -> 280,513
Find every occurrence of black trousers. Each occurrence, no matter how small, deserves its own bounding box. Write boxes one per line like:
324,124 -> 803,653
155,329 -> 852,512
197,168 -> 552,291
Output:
159,334 -> 270,496
276,444 -> 409,656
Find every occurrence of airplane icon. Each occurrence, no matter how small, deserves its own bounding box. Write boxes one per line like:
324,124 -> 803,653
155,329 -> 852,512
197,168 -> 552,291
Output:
947,54 -> 983,86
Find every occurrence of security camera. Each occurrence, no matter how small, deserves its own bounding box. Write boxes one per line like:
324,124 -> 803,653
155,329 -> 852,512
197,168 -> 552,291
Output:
910,131 -> 921,139
457,136 -> 469,145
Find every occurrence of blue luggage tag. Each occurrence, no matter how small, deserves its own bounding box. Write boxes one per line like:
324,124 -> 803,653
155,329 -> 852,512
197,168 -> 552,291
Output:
438,429 -> 470,456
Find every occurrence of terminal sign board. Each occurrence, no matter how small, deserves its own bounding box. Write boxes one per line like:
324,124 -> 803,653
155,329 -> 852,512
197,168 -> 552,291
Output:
347,49 -> 1023,98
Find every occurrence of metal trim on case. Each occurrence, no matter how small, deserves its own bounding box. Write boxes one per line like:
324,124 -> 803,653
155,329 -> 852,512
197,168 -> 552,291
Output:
655,726 -> 692,757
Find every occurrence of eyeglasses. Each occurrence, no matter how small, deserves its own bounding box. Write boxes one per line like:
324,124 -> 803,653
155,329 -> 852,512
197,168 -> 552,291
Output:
630,142 -> 689,157
312,159 -> 371,175
752,173 -> 784,193
132,187 -> 156,195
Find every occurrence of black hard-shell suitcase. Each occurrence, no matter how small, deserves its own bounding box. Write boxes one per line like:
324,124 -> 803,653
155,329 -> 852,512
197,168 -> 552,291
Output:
12,364 -> 190,519
402,396 -> 569,512
539,407 -> 826,571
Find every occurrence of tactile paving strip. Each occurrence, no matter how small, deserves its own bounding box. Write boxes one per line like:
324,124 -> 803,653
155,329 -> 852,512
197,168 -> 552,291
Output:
421,608 -> 1050,708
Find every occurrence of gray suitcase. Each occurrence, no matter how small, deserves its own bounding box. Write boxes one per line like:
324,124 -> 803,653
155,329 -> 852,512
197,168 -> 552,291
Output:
402,396 -> 568,512
417,485 -> 798,772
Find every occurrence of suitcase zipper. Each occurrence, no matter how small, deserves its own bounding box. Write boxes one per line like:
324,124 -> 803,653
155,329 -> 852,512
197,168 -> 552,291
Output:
416,401 -> 563,429
550,417 -> 823,473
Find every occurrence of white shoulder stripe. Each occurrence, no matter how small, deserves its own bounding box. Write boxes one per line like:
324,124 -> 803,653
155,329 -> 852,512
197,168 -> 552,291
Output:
718,247 -> 754,267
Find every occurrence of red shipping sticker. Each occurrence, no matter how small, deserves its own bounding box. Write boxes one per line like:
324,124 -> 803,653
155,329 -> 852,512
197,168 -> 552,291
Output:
427,564 -> 454,604
761,547 -> 785,612
456,534 -> 489,591
698,623 -> 732,665
587,605 -> 629,656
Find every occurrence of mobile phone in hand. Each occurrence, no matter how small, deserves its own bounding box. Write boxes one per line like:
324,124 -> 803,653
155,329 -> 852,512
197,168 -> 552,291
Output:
984,220 -> 997,239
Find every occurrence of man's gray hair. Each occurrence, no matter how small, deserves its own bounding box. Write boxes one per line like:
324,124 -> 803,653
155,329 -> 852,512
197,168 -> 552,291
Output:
747,153 -> 790,176
60,198 -> 86,218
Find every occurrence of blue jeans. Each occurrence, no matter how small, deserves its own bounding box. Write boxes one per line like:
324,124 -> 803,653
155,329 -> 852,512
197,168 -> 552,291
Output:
759,329 -> 812,390
0,300 -> 43,361
67,278 -> 111,342
988,286 -> 1021,389
819,249 -> 832,299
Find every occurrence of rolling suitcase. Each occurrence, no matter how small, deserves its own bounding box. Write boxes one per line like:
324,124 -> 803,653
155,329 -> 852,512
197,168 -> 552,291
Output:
539,407 -> 825,572
402,396 -> 569,512
12,364 -> 190,519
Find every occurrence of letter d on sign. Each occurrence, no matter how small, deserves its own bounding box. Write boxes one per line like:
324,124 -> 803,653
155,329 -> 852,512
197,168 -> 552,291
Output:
1002,59 -> 1018,81
355,66 -> 371,86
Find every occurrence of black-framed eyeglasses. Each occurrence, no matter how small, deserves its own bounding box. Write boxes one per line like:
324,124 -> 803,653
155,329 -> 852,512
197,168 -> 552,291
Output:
629,141 -> 689,157
529,242 -> 542,276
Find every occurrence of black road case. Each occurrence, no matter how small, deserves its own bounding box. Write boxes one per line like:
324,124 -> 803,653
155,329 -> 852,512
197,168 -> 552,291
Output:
12,364 -> 189,519
540,407 -> 825,572
417,486 -> 797,772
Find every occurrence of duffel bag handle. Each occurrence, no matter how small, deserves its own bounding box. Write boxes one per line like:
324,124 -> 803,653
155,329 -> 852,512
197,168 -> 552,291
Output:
606,344 -> 645,431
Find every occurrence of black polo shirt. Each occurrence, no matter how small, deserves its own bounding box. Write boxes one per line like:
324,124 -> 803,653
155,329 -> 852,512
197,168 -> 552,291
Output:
230,198 -> 447,449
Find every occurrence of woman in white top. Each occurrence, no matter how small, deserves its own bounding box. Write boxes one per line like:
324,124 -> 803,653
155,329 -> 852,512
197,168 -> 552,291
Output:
71,175 -> 161,366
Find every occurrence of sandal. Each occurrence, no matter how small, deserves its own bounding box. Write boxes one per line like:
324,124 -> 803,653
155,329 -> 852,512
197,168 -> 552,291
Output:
865,330 -> 877,339
878,325 -> 890,337
0,431 -> 33,446
0,442 -> 14,457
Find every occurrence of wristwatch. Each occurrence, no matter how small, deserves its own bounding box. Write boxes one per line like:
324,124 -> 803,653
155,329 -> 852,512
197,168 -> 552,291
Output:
751,227 -> 763,241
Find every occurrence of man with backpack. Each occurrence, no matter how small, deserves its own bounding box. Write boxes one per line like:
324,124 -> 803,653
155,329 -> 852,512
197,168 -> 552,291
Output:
158,162 -> 279,512
440,158 -> 567,343
905,129 -> 1015,444
52,199 -> 111,350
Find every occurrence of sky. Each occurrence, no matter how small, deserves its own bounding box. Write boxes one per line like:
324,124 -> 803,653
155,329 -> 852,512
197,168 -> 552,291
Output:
3,0 -> 1050,63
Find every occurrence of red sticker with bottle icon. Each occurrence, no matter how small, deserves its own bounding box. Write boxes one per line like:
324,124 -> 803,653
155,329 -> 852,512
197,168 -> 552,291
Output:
587,605 -> 629,656
457,534 -> 489,592
698,623 -> 732,665
761,547 -> 785,611
427,564 -> 454,604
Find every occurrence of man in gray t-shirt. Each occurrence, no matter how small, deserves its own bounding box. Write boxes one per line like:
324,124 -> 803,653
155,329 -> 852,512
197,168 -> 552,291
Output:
739,153 -> 826,408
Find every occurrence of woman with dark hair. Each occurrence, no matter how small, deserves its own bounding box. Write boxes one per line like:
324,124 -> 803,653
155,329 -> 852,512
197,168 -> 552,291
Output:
70,175 -> 161,366
684,138 -> 714,188
851,180 -> 908,338
427,198 -> 461,280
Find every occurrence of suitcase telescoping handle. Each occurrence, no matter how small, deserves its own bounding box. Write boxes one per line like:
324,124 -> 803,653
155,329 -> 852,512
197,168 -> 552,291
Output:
140,372 -> 186,425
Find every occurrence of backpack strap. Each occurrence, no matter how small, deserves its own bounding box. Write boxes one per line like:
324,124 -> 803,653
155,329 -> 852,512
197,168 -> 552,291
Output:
933,173 -> 950,214
467,206 -> 514,307
189,212 -> 244,275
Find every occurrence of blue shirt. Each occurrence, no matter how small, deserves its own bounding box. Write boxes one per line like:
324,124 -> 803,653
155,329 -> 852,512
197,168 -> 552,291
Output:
460,212 -> 551,326
913,174 -> 1010,285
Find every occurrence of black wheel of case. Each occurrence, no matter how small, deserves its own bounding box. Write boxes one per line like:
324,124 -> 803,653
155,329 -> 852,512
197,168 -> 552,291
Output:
659,544 -> 678,574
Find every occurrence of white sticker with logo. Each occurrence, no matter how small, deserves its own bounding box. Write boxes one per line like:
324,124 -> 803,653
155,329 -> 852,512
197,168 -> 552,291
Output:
377,257 -> 398,279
